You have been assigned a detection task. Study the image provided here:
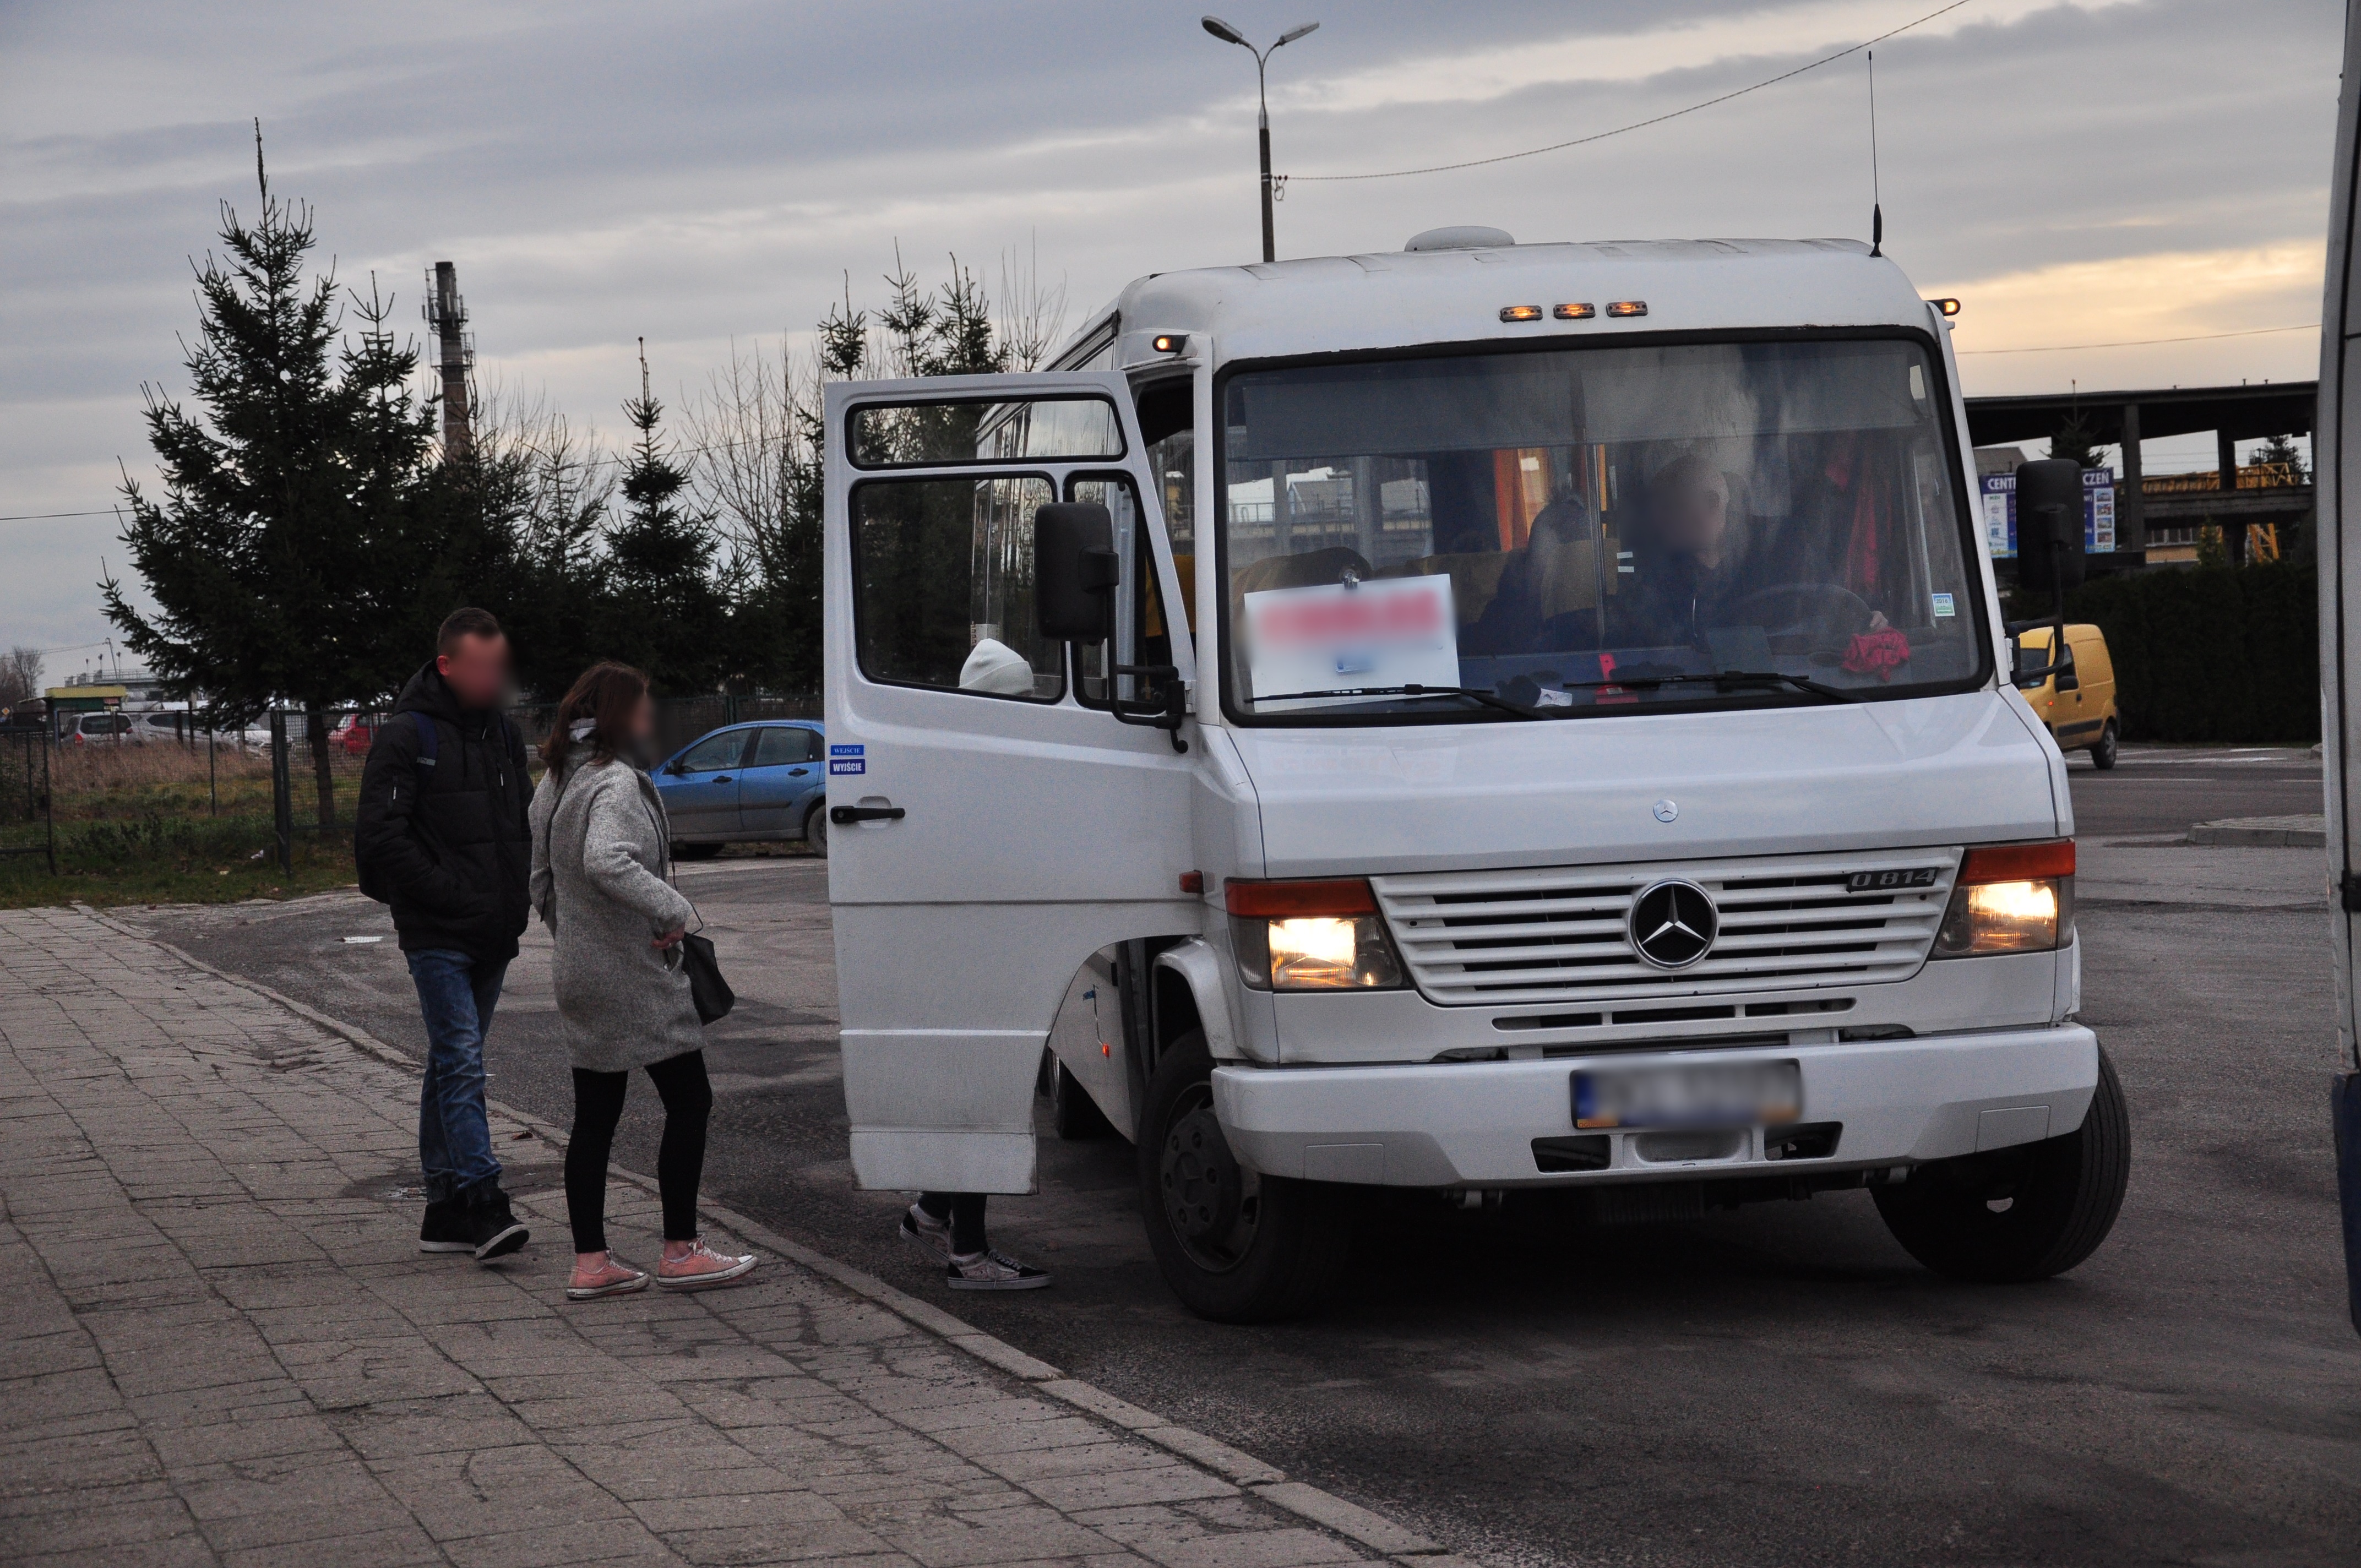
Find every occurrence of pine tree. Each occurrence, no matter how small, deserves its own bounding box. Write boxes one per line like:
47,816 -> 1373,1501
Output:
606,342 -> 733,693
104,132 -> 439,827
2251,432 -> 2309,484
2049,411 -> 2110,472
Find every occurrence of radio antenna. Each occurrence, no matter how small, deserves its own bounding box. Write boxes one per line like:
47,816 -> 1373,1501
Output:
1868,49 -> 1884,257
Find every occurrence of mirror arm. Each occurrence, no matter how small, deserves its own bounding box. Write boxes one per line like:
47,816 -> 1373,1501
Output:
1105,655 -> 1189,752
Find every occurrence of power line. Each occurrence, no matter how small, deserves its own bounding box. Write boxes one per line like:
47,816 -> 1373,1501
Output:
0,509 -> 123,523
1956,323 -> 2319,355
1287,0 -> 1977,183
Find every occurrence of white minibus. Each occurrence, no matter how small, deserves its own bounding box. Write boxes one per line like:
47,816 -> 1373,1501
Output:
823,228 -> 2124,1320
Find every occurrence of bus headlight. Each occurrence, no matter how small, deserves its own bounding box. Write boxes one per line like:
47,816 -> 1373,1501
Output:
1932,841 -> 2075,957
1226,879 -> 1407,991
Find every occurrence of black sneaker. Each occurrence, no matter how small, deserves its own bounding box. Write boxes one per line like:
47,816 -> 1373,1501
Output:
418,1196 -> 473,1254
463,1186 -> 530,1262
945,1248 -> 1051,1291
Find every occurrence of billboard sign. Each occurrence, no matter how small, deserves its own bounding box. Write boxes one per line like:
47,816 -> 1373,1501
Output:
1981,469 -> 2116,558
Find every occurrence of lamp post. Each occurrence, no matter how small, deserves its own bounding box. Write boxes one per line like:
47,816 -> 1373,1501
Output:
1201,15 -> 1319,264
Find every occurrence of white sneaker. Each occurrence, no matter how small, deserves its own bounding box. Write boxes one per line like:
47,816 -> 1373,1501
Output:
946,1248 -> 1051,1292
900,1205 -> 954,1263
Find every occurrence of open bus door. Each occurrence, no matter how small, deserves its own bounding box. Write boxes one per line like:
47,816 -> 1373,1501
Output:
820,372 -> 1201,1196
2320,2 -> 2361,1336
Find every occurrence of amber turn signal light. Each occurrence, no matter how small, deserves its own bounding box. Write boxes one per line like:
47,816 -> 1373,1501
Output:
1958,840 -> 2075,884
1605,300 -> 1648,318
1498,304 -> 1544,323
1225,878 -> 1378,917
1554,302 -> 1596,320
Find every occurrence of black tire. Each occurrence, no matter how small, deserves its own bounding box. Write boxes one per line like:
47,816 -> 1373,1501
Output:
2090,719 -> 2119,771
672,841 -> 723,862
804,804 -> 828,858
1874,1047 -> 2130,1282
1050,1058 -> 1114,1141
1138,1030 -> 1353,1322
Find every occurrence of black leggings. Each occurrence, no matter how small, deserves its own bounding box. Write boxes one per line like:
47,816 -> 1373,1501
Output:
566,1050 -> 712,1254
917,1192 -> 987,1254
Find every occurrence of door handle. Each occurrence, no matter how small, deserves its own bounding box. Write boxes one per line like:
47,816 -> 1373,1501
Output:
788,767 -> 808,776
831,804 -> 905,824
713,775 -> 732,783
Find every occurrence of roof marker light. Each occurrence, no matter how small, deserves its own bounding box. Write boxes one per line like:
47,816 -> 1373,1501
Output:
1498,304 -> 1544,323
1605,300 -> 1649,318
1932,298 -> 1962,317
1554,302 -> 1596,320
1151,333 -> 1189,354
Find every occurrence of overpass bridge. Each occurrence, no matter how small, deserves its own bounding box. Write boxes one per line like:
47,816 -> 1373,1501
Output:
1963,380 -> 2315,567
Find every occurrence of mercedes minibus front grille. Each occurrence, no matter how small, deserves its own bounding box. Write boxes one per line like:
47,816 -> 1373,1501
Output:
1372,849 -> 1960,1008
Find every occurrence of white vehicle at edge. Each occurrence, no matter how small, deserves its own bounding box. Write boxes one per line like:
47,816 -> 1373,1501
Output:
822,228 -> 2129,1321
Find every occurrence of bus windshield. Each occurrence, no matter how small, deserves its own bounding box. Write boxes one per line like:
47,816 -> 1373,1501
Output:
1216,337 -> 1988,720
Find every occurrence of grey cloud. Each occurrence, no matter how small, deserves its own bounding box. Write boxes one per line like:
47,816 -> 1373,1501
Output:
0,0 -> 2343,652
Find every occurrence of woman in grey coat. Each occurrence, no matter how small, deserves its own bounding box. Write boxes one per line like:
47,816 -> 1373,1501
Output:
530,661 -> 755,1300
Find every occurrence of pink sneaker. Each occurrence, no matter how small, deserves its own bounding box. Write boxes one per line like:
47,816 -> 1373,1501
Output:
656,1239 -> 757,1291
565,1252 -> 650,1301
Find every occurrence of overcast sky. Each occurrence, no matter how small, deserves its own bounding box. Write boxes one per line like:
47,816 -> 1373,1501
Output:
1,0 -> 2344,672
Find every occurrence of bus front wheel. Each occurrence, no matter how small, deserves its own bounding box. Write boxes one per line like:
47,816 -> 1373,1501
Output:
1874,1047 -> 2130,1282
1138,1030 -> 1352,1323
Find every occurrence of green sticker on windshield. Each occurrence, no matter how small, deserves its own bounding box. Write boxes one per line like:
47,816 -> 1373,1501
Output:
1932,592 -> 1956,618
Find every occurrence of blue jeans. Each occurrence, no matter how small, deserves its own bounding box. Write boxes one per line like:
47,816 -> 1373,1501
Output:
407,949 -> 508,1204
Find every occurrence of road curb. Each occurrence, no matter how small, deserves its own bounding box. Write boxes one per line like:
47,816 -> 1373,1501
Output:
2188,815 -> 2328,847
94,906 -> 1459,1567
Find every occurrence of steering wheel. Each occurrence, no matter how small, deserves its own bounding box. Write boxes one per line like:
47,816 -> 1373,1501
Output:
1730,582 -> 1876,646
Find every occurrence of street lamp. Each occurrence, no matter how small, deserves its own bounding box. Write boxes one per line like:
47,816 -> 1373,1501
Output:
1202,15 -> 1319,264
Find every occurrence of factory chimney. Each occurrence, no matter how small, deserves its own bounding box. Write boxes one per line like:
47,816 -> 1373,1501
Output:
422,261 -> 475,459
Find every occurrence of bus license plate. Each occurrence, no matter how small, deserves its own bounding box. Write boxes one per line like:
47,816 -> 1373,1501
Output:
1572,1060 -> 1802,1130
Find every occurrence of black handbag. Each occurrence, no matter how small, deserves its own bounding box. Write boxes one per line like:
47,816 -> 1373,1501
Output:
680,929 -> 735,1025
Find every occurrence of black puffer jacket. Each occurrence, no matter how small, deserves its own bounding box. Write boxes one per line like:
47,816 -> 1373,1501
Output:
354,662 -> 533,962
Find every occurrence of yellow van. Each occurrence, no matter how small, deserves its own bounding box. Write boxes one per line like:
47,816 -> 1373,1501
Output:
2016,623 -> 2119,769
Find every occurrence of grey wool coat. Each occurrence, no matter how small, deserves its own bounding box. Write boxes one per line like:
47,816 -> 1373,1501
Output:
529,755 -> 704,1072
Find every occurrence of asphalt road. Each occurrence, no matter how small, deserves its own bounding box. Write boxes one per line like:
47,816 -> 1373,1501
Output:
129,744 -> 2355,1568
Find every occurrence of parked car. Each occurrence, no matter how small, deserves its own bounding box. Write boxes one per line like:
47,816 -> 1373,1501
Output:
59,710 -> 138,745
2015,623 -> 2119,769
651,720 -> 829,858
330,715 -> 388,755
134,707 -> 200,744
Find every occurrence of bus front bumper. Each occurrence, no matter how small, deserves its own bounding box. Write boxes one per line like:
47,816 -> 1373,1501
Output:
1210,1025 -> 2099,1188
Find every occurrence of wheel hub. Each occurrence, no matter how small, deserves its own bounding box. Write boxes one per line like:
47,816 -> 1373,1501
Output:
1162,1104 -> 1243,1245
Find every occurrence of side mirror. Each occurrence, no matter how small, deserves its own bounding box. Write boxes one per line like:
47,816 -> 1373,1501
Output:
2008,636 -> 2073,689
663,759 -> 688,776
2015,458 -> 2087,594
1035,502 -> 1118,643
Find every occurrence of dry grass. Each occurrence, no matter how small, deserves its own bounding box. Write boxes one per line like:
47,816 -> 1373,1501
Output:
0,737 -> 361,907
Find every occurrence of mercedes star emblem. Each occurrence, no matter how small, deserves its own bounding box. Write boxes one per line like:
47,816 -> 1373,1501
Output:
1628,879 -> 1718,970
1653,798 -> 1679,823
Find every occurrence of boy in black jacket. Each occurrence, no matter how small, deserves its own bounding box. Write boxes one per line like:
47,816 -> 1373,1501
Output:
355,608 -> 534,1261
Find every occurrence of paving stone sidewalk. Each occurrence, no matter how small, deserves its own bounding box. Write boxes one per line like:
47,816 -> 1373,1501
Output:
0,907 -> 1449,1568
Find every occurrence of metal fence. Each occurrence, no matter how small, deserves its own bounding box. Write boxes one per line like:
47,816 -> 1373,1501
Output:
0,728 -> 55,873
262,694 -> 822,873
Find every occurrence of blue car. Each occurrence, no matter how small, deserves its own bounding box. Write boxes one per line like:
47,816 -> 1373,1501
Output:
652,720 -> 829,859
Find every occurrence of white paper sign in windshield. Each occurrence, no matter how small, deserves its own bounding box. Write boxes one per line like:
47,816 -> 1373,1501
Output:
1243,573 -> 1459,712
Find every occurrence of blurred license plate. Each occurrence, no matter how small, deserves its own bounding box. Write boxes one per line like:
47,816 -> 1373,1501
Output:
1572,1060 -> 1802,1130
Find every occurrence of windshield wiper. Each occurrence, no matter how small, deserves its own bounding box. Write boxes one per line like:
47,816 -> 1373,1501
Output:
1706,669 -> 1863,703
1542,671 -> 1863,703
1244,684 -> 1549,720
